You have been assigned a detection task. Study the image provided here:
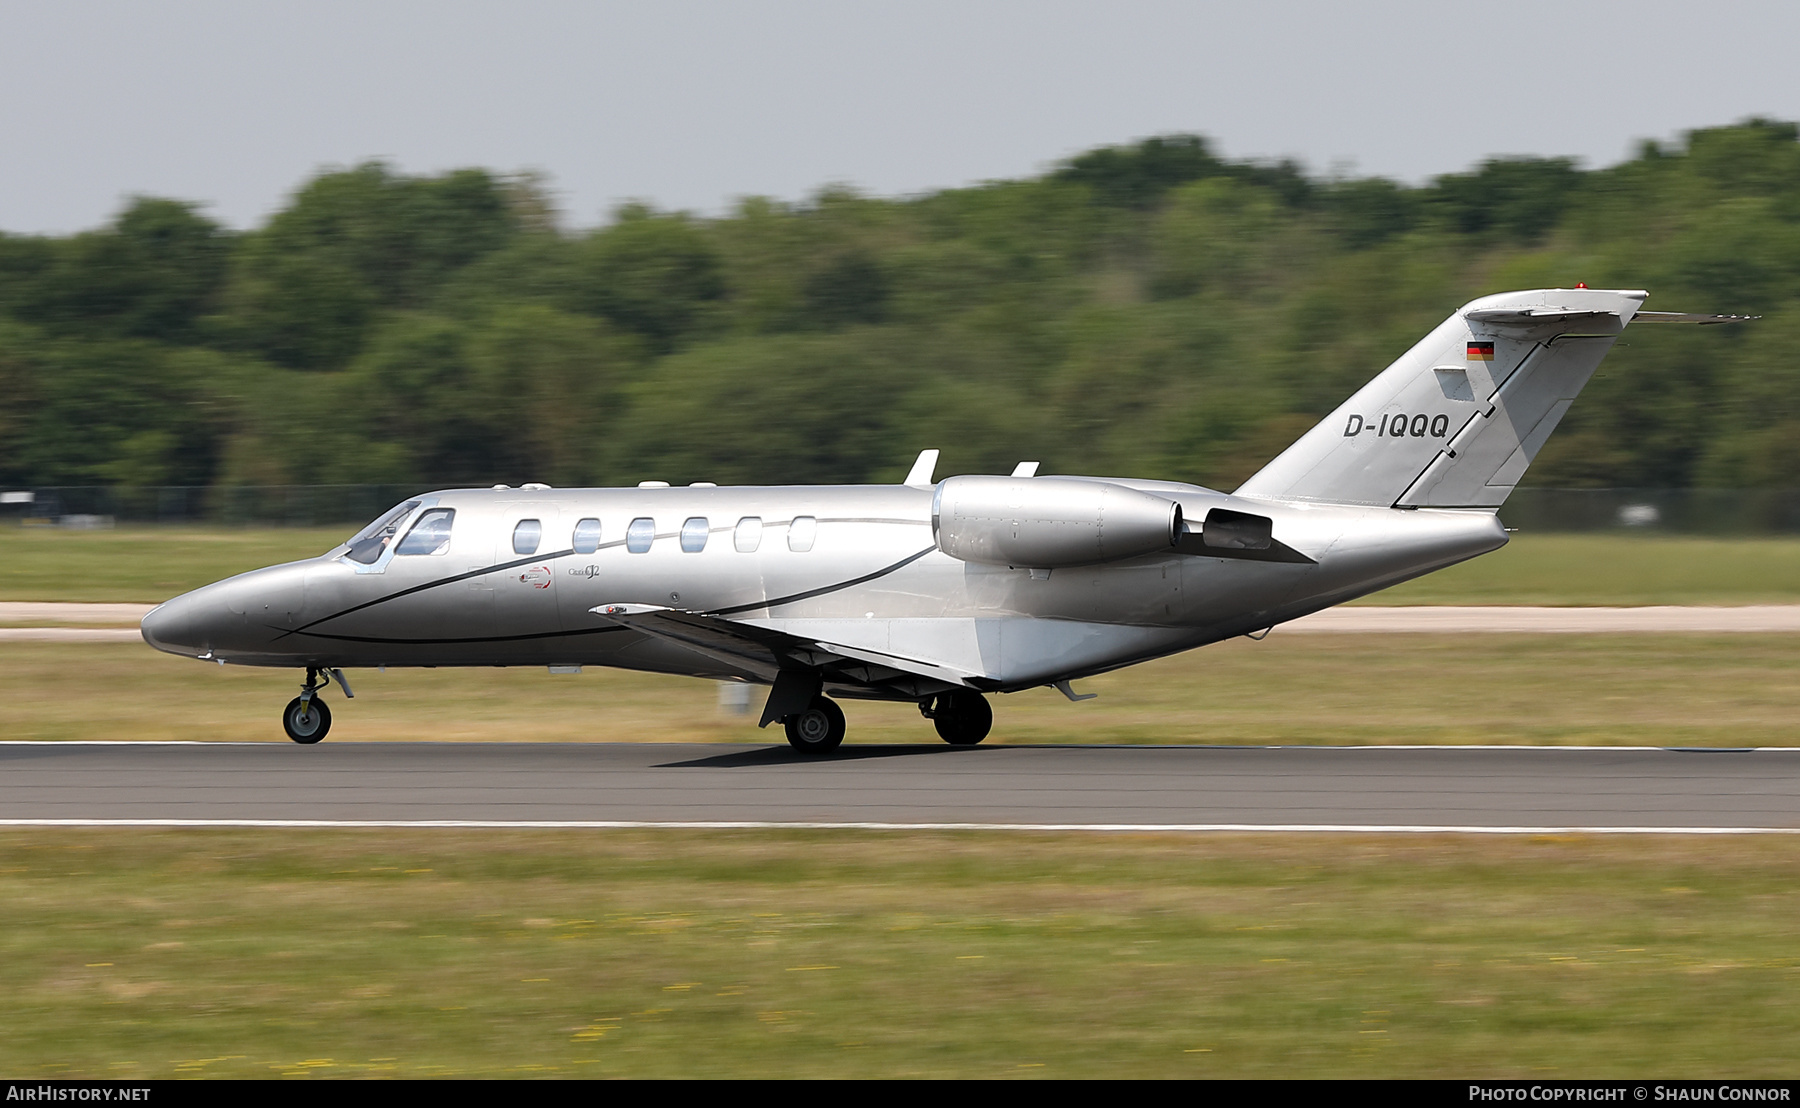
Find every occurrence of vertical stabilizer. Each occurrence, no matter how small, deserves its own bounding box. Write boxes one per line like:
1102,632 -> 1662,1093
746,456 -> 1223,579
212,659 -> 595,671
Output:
1234,288 -> 1647,508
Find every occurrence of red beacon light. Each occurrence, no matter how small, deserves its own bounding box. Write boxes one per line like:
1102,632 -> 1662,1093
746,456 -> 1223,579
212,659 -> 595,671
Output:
1575,282 -> 1588,288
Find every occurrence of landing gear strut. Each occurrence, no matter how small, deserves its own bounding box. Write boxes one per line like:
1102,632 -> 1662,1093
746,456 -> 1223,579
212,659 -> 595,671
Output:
282,668 -> 332,744
923,690 -> 992,746
784,696 -> 846,754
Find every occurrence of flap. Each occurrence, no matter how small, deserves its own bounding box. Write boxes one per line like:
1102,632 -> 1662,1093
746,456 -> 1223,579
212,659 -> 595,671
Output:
589,604 -> 974,695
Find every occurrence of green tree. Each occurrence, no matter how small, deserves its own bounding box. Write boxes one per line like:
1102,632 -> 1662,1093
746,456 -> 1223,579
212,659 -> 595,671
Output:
213,164 -> 520,369
0,198 -> 229,343
569,206 -> 724,352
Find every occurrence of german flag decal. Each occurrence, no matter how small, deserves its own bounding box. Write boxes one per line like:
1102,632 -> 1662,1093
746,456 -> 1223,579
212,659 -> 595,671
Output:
1467,341 -> 1495,361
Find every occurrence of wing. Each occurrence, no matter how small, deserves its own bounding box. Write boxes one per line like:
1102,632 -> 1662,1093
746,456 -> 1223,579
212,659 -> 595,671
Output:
588,603 -> 976,701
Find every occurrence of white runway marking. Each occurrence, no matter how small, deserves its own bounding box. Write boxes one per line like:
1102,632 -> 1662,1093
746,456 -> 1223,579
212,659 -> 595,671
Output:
2,818 -> 1797,835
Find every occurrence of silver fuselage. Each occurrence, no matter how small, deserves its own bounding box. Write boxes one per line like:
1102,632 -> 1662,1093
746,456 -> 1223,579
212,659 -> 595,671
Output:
141,479 -> 1504,699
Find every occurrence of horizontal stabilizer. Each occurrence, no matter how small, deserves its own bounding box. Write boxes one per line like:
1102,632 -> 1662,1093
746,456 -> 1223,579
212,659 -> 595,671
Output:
1464,307 -> 1617,325
1629,311 -> 1760,325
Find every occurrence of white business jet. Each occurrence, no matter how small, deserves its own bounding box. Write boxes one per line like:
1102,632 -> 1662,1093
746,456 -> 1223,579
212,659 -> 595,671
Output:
140,288 -> 1749,750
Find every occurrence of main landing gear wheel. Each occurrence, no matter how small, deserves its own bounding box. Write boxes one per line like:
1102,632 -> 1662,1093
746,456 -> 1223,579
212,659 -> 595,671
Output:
784,696 -> 846,754
282,695 -> 331,744
928,690 -> 992,746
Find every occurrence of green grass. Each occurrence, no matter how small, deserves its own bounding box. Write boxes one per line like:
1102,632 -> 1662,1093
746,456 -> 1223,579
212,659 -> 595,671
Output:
6,634 -> 1798,747
0,525 -> 348,603
5,526 -> 1800,606
2,828 -> 1797,1078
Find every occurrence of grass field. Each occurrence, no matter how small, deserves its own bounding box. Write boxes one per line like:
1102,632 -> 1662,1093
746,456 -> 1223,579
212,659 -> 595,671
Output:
5,633 -> 1797,746
2,828 -> 1796,1079
4,524 -> 1800,607
0,525 -> 347,604
6,529 -> 1797,1081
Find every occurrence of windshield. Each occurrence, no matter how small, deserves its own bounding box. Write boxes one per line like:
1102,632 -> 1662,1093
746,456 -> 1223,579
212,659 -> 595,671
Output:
343,500 -> 421,565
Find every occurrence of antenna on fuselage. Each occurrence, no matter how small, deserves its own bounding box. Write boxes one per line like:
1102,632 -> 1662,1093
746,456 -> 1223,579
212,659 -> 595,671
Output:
904,449 -> 940,488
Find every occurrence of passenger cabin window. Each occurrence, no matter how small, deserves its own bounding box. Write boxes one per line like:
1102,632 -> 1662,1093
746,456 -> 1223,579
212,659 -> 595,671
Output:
395,508 -> 455,555
788,515 -> 817,552
734,517 -> 762,553
512,519 -> 542,556
344,500 -> 421,565
680,517 -> 709,553
572,518 -> 602,554
626,517 -> 655,553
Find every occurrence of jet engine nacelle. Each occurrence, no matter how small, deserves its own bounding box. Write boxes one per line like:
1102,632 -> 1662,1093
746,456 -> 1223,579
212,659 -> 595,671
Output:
932,476 -> 1183,568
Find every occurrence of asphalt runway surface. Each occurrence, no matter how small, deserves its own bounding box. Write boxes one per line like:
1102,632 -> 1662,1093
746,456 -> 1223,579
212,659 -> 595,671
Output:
4,742 -> 1797,832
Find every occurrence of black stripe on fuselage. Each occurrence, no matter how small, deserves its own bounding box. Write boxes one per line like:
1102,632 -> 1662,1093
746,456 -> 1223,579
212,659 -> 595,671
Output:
280,624 -> 628,646
291,533 -> 940,640
707,546 -> 937,616
278,547 -> 588,639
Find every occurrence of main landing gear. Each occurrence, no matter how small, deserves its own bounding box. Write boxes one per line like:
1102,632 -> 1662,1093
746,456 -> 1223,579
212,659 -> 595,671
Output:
784,696 -> 847,753
780,690 -> 994,754
282,667 -> 343,744
921,690 -> 992,747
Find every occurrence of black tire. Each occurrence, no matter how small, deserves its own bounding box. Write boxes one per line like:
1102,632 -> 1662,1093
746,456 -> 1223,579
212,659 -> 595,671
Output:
784,696 -> 846,753
932,690 -> 992,746
282,696 -> 331,744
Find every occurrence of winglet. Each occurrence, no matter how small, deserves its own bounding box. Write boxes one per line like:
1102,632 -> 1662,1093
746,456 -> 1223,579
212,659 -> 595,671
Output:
904,449 -> 940,488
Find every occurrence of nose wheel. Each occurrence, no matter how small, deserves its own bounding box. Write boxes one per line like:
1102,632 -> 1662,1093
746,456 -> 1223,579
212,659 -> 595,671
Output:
924,690 -> 992,746
281,667 -> 340,744
282,695 -> 332,743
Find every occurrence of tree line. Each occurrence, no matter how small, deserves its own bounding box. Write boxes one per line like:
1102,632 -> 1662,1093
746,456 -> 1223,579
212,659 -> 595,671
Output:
2,120 -> 1798,494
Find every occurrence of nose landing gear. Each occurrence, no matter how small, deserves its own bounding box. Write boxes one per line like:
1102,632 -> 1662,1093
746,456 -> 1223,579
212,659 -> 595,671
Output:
282,667 -> 337,744
922,690 -> 992,746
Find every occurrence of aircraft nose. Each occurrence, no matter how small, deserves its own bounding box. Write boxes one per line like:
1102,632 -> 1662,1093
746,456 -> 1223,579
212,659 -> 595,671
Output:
141,591 -> 221,656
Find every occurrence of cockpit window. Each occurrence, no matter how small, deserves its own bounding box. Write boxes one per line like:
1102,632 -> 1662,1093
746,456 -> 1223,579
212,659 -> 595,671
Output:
395,508 -> 455,555
572,518 -> 602,555
344,500 -> 421,565
513,519 -> 542,556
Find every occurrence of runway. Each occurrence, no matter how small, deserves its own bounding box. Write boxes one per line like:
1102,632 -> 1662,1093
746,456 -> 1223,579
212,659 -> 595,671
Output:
3,742 -> 1797,833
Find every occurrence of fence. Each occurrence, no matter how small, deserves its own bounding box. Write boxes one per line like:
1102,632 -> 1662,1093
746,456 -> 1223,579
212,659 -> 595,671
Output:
1496,489 -> 1800,535
1,485 -> 422,527
4,485 -> 1800,534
